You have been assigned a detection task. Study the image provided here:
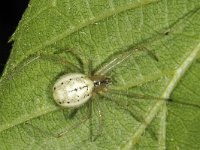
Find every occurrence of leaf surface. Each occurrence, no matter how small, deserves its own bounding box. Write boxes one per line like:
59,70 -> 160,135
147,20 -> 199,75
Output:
0,0 -> 200,149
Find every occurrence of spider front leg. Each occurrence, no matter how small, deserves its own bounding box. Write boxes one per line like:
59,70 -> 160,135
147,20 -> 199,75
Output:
94,46 -> 157,76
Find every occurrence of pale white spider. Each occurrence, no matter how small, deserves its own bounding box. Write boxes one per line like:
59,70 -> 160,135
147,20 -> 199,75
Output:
26,46 -> 160,140
4,44 -> 161,141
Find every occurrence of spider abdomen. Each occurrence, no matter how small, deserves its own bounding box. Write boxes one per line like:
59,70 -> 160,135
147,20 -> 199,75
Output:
53,73 -> 94,108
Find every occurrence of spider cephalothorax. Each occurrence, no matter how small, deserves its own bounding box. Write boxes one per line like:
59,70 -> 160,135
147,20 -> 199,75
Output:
91,74 -> 110,93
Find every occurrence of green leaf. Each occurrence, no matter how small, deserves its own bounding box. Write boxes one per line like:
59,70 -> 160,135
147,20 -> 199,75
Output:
0,0 -> 200,149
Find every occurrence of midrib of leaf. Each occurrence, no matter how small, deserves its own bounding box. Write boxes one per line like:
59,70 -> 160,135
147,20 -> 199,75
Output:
121,42 -> 200,150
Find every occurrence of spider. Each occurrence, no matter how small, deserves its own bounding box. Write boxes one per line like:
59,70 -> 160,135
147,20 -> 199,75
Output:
12,44 -> 162,142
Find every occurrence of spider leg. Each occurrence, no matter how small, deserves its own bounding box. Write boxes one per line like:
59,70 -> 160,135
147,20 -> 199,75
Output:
107,89 -> 168,102
53,47 -> 86,71
24,108 -> 89,138
54,46 -> 94,75
100,92 -> 163,142
87,58 -> 93,77
56,101 -> 94,139
2,53 -> 81,83
87,99 -> 93,141
56,116 -> 89,138
100,93 -> 147,124
93,13 -> 192,76
46,45 -> 88,73
94,45 -> 159,76
94,49 -> 139,76
137,46 -> 159,61
63,108 -> 79,120
92,99 -> 103,142
108,89 -> 200,108
24,121 -> 59,138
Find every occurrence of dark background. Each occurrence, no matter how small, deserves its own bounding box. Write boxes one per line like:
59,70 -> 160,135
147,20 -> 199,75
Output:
0,1 -> 29,75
